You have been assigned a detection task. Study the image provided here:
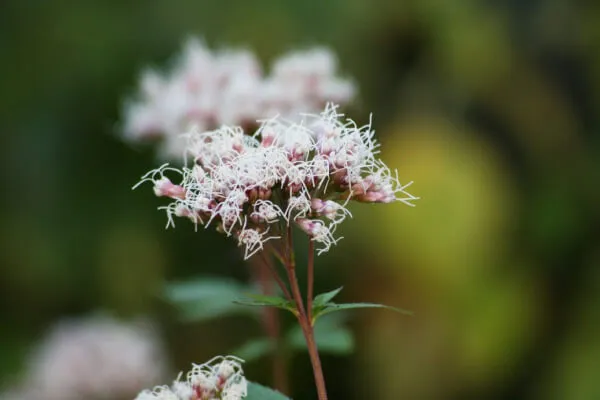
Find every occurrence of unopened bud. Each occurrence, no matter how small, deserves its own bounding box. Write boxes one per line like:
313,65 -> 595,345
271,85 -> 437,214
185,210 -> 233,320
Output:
153,177 -> 186,199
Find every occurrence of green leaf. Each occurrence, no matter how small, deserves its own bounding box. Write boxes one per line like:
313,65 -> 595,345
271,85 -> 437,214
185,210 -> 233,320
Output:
312,287 -> 344,308
287,316 -> 354,355
164,277 -> 255,322
233,338 -> 274,362
164,277 -> 247,302
246,381 -> 291,400
313,302 -> 413,322
235,293 -> 298,316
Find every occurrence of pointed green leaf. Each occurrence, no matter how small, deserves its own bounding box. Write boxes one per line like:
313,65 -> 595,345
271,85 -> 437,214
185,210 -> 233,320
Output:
177,301 -> 255,322
312,287 -> 344,308
233,338 -> 274,362
234,293 -> 298,316
164,277 -> 247,303
313,302 -> 413,322
163,277 -> 255,322
236,293 -> 293,307
246,382 -> 291,400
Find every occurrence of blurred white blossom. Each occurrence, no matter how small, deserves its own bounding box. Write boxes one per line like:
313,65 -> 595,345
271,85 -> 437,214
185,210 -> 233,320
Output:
0,387 -> 36,400
134,356 -> 247,400
135,104 -> 418,258
122,37 -> 355,159
1,315 -> 166,400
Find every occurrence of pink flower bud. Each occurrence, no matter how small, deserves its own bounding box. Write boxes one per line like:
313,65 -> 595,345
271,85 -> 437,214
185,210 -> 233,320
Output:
260,128 -> 276,147
153,178 -> 186,199
311,198 -> 325,211
296,218 -> 318,236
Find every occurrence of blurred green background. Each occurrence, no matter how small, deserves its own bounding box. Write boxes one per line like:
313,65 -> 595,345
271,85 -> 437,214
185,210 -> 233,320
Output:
2,1 -> 600,399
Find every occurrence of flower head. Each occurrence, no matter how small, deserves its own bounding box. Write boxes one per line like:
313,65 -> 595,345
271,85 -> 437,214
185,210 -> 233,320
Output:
136,104 -> 418,258
134,356 -> 247,400
4,315 -> 166,400
122,38 -> 355,159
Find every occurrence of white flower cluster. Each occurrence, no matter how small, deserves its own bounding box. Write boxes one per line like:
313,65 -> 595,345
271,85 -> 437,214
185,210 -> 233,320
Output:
123,38 -> 355,158
136,104 -> 418,258
134,356 -> 247,400
1,315 -> 166,400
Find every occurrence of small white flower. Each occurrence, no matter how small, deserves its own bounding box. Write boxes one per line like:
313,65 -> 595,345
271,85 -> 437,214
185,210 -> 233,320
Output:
171,379 -> 194,400
311,198 -> 351,224
296,218 -> 340,254
134,389 -> 157,400
188,371 -> 216,393
237,225 -> 278,259
285,193 -> 312,221
222,378 -> 248,400
251,200 -> 283,223
134,387 -> 179,400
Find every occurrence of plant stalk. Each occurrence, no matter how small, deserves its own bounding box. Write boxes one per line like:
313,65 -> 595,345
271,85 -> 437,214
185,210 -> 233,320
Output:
284,227 -> 328,400
307,240 -> 315,323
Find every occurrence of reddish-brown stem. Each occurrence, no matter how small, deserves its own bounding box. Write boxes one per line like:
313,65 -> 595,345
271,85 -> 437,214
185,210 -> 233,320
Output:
284,226 -> 328,400
307,240 -> 315,323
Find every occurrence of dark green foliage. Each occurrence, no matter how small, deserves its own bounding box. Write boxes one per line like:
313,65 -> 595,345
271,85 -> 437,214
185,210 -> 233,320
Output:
247,382 -> 291,400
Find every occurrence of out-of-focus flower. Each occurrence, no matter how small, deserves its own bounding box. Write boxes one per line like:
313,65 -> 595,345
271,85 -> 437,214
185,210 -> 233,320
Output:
134,356 -> 247,400
122,37 -> 355,159
0,387 -> 36,400
2,315 -> 166,400
135,104 -> 418,258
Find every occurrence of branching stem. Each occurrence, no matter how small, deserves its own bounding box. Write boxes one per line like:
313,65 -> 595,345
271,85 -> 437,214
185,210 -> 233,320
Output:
260,249 -> 292,302
307,240 -> 315,323
284,226 -> 328,400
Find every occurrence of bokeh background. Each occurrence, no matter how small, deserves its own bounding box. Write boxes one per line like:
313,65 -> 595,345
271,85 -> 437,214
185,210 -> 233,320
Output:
2,1 -> 600,399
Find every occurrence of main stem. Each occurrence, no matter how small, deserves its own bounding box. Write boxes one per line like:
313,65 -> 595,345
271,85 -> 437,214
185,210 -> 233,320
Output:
284,227 -> 328,400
